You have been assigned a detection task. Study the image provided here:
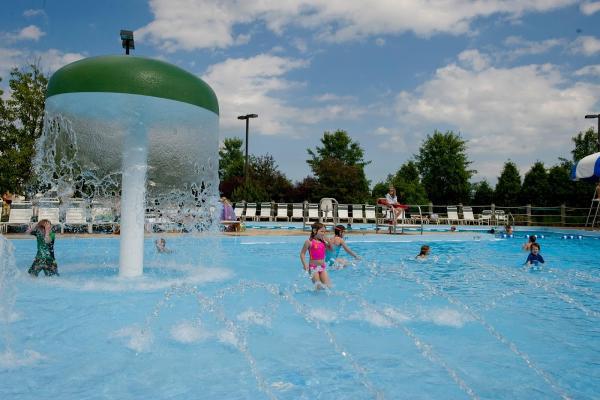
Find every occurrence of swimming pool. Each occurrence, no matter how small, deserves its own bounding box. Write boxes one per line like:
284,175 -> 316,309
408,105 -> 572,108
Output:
1,229 -> 599,399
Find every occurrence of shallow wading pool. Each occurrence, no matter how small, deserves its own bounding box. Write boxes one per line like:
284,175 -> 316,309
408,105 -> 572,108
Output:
1,230 -> 599,399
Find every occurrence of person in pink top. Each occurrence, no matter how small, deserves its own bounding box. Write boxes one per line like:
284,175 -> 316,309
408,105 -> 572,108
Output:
300,222 -> 331,289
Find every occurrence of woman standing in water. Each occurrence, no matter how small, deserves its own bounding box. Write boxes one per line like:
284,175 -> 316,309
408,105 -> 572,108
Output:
27,219 -> 59,276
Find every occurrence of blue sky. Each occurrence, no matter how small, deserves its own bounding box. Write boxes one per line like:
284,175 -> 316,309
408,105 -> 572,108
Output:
1,0 -> 600,186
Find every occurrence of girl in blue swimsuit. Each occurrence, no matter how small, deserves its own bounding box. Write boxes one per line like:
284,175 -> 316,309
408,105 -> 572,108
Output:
325,225 -> 360,269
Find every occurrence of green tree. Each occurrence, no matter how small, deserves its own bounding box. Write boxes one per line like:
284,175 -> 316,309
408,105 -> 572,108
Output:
520,161 -> 550,206
0,65 -> 48,194
219,137 -> 244,180
248,154 -> 292,202
307,130 -> 371,203
571,128 -> 598,162
546,162 -> 573,206
415,130 -> 474,205
494,161 -> 522,206
307,129 -> 369,169
471,180 -> 494,205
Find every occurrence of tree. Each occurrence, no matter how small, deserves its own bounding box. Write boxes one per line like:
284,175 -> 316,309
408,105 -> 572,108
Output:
494,161 -> 521,206
219,137 -> 244,181
471,180 -> 494,205
0,64 -> 48,194
307,129 -> 369,169
520,161 -> 550,206
415,130 -> 474,205
571,128 -> 598,162
546,162 -> 573,206
306,130 -> 371,203
247,154 -> 292,202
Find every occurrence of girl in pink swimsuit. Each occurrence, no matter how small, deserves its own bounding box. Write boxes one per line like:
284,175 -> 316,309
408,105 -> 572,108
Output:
300,222 -> 331,288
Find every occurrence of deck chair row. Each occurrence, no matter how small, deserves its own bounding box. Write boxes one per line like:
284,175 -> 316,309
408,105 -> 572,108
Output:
233,202 -> 378,223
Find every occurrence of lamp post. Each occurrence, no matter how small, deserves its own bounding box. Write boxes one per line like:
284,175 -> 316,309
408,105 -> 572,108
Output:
120,30 -> 135,55
585,114 -> 600,152
237,113 -> 258,185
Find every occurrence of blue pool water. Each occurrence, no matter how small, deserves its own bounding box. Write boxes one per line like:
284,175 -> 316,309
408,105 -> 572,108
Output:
1,230 -> 599,399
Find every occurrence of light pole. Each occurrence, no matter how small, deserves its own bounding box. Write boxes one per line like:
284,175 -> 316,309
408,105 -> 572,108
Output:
237,113 -> 258,185
585,114 -> 600,152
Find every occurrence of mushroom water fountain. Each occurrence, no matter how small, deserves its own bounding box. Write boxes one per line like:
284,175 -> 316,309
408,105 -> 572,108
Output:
36,55 -> 220,277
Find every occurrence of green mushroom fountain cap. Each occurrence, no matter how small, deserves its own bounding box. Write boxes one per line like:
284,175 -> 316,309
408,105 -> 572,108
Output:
46,55 -> 219,115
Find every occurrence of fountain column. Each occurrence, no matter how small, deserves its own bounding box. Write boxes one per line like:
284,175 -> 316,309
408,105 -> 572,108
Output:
119,122 -> 148,277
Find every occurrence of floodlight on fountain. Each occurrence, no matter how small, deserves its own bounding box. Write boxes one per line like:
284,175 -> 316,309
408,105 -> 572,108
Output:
39,56 -> 220,277
120,30 -> 135,55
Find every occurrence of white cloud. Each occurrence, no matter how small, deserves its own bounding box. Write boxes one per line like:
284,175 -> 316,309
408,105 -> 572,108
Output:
375,37 -> 386,47
137,0 -> 577,51
0,47 -> 85,85
580,1 -> 600,15
394,49 -> 600,181
570,35 -> 600,56
202,53 -> 364,136
23,9 -> 46,18
574,64 -> 600,76
502,36 -> 566,59
15,25 -> 45,41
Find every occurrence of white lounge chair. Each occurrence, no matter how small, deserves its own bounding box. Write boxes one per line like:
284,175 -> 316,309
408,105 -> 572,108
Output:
462,206 -> 478,225
275,203 -> 289,221
351,204 -> 365,223
290,203 -> 305,221
257,202 -> 272,221
91,202 -> 116,232
64,199 -> 91,233
306,203 -> 319,222
3,201 -> 33,232
364,205 -> 376,223
479,210 -> 492,224
495,210 -> 508,225
444,206 -> 462,225
37,198 -> 62,229
234,202 -> 245,220
244,203 -> 257,221
337,204 -> 350,223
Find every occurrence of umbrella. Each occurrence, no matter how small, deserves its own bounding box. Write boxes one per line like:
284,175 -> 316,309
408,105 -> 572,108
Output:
571,151 -> 600,182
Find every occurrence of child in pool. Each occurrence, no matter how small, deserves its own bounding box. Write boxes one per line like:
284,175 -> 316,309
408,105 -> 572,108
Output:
525,242 -> 545,266
325,225 -> 360,268
155,238 -> 173,253
26,219 -> 59,277
523,235 -> 536,251
300,222 -> 331,288
416,245 -> 430,259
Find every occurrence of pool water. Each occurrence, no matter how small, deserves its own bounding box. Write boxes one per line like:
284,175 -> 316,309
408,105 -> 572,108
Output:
1,231 -> 599,399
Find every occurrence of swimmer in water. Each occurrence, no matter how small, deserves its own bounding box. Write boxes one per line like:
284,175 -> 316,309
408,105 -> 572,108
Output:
155,238 -> 173,254
525,242 -> 544,267
325,225 -> 360,269
300,222 -> 331,289
523,235 -> 536,251
416,244 -> 430,259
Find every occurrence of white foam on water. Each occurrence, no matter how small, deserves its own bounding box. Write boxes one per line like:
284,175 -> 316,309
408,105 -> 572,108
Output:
217,329 -> 239,347
29,266 -> 233,292
271,381 -> 295,391
0,349 -> 45,369
170,321 -> 211,343
382,307 -> 411,324
349,309 -> 394,328
308,307 -> 338,323
111,325 -> 153,352
420,307 -> 473,328
237,309 -> 271,327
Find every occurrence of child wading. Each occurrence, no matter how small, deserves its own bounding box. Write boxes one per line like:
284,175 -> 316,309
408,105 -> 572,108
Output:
27,219 -> 59,276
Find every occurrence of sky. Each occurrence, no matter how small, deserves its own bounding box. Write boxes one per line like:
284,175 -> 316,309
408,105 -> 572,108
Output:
1,0 -> 600,187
